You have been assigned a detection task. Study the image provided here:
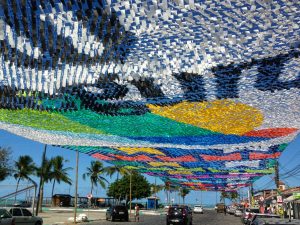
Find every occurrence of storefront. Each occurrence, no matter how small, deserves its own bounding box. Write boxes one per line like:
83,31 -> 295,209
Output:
284,193 -> 300,219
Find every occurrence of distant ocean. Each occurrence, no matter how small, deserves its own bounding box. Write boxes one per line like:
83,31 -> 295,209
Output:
189,203 -> 215,209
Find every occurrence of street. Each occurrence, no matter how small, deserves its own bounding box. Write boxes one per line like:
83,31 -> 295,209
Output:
83,209 -> 243,225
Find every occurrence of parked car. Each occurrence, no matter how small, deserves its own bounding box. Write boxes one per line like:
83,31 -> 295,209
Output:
13,201 -> 31,208
193,205 -> 203,214
226,206 -> 231,214
215,203 -> 226,213
106,205 -> 129,222
248,213 -> 280,225
77,202 -> 89,208
166,205 -> 193,225
250,217 -> 300,225
0,208 -> 15,225
242,208 -> 260,224
228,206 -> 237,215
9,208 -> 42,225
234,206 -> 244,217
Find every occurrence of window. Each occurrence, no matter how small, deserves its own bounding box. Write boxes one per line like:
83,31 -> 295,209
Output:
22,209 -> 32,216
10,208 -> 22,216
169,207 -> 184,213
0,209 -> 12,218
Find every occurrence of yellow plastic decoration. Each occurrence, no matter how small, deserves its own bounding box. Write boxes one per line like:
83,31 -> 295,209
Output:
124,166 -> 140,170
148,100 -> 264,135
169,170 -> 192,175
148,167 -> 171,171
148,162 -> 181,167
117,147 -> 165,155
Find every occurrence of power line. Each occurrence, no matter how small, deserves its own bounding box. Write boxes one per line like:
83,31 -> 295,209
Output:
279,147 -> 300,167
280,164 -> 300,179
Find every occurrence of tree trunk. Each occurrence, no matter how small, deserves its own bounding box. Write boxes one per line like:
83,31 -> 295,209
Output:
36,177 -> 42,215
36,144 -> 47,215
118,195 -> 121,204
51,180 -> 56,198
15,178 -> 20,202
38,181 -> 44,213
90,182 -> 93,195
51,180 -> 56,206
165,191 -> 169,205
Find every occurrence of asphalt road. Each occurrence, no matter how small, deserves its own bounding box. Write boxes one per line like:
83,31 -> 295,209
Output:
84,210 -> 243,225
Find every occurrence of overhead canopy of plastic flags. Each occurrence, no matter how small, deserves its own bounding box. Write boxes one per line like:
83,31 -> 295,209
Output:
0,0 -> 300,191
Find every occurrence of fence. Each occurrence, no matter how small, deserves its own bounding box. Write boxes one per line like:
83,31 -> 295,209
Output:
0,184 -> 37,214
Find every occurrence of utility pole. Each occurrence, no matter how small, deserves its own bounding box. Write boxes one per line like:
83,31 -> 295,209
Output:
129,171 -> 132,219
154,177 -> 157,210
249,183 -> 253,208
275,161 -> 280,189
73,150 -> 79,224
200,191 -> 202,205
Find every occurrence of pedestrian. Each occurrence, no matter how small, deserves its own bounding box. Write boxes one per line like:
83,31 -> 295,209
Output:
134,204 -> 140,222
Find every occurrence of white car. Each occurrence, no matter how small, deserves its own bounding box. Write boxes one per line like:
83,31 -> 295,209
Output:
234,207 -> 244,217
0,208 -> 15,225
193,205 -> 203,214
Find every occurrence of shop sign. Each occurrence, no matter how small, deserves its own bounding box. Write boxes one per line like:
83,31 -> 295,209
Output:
293,192 -> 300,200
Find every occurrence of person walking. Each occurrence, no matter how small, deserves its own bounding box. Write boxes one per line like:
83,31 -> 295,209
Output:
134,204 -> 140,222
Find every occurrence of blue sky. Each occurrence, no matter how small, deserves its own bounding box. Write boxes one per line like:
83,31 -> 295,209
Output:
0,129 -> 299,206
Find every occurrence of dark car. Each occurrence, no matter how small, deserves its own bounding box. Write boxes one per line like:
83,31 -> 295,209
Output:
215,203 -> 226,213
77,202 -> 89,208
166,205 -> 193,225
106,205 -> 129,222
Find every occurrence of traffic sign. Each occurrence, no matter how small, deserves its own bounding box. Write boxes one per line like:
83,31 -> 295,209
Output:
277,196 -> 282,203
87,193 -> 93,199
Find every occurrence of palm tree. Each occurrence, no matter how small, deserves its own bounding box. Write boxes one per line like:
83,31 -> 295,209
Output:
36,158 -> 53,212
50,156 -> 72,197
105,165 -> 130,181
220,191 -> 238,203
150,183 -> 164,197
0,147 -> 12,181
164,181 -> 171,205
13,155 -> 36,201
83,161 -> 108,195
179,188 -> 190,204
